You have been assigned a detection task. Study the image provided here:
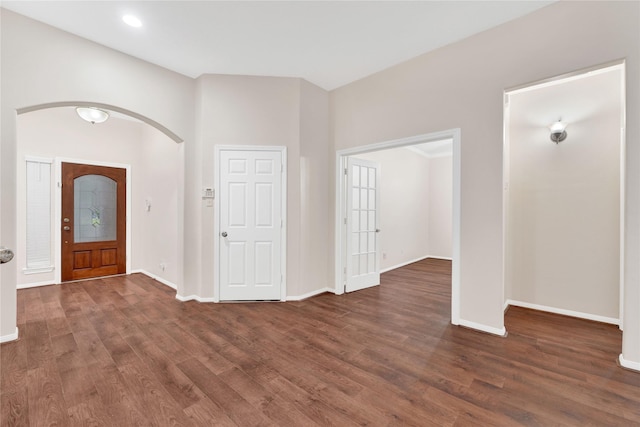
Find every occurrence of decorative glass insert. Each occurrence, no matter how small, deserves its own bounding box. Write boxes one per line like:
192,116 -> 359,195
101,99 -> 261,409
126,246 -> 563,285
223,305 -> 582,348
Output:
74,175 -> 117,242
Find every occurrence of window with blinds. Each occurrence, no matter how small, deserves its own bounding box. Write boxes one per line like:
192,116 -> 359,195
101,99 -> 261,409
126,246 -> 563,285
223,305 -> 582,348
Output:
25,158 -> 53,273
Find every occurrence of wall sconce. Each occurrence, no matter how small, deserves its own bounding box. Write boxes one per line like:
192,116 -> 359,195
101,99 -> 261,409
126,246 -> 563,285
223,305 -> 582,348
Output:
76,107 -> 110,124
549,120 -> 567,144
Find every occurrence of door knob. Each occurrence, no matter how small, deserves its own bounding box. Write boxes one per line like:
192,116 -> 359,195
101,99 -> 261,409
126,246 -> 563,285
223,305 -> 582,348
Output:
0,247 -> 14,264
375,229 -> 381,233
63,217 -> 70,223
63,226 -> 71,231
221,231 -> 228,237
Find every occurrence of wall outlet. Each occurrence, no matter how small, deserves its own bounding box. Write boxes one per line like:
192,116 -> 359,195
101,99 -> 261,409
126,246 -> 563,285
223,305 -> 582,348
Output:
382,252 -> 387,260
159,262 -> 166,271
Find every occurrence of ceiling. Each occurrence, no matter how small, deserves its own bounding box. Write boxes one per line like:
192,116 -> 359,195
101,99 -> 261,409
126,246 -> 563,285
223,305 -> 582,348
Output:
2,1 -> 553,91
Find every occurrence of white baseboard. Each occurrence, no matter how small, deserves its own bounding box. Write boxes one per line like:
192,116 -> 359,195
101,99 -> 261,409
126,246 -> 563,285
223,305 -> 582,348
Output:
505,299 -> 620,325
175,294 -> 216,303
619,354 -> 640,372
133,269 -> 177,290
286,287 -> 331,301
17,281 -> 56,290
0,327 -> 19,343
381,255 -> 452,273
458,318 -> 507,337
427,255 -> 453,261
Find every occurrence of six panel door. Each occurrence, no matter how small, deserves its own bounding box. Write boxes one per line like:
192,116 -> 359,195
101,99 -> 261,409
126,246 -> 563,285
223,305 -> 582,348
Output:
219,150 -> 283,301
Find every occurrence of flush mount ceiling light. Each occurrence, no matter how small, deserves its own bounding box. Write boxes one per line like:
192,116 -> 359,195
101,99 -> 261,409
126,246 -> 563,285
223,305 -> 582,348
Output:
549,120 -> 567,144
76,107 -> 110,124
122,14 -> 142,28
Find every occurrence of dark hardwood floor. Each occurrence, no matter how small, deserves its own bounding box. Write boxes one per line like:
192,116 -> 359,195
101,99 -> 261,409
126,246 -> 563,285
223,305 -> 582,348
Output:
2,258 -> 639,426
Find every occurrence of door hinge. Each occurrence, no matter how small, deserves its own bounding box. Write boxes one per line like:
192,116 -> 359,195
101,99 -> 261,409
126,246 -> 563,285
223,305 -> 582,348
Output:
281,274 -> 283,284
343,267 -> 347,275
58,182 -> 62,188
281,164 -> 284,173
281,219 -> 283,228
344,168 -> 348,175
343,218 -> 347,225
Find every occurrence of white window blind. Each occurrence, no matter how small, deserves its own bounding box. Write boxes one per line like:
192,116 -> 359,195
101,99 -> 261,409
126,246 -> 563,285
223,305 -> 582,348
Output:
25,159 -> 53,271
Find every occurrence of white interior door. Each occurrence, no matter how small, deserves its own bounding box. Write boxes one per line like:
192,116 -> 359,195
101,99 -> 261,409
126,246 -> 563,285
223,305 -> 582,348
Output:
219,149 -> 283,301
346,157 -> 380,292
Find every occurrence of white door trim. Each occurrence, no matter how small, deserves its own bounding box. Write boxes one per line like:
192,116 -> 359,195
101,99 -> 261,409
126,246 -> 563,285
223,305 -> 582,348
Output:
334,129 -> 461,325
54,157 -> 132,284
502,61 -> 626,330
213,145 -> 287,302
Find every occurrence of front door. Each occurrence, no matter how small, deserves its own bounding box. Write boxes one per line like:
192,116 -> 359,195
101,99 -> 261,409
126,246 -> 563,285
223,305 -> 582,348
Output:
346,157 -> 381,292
61,162 -> 126,281
219,149 -> 284,301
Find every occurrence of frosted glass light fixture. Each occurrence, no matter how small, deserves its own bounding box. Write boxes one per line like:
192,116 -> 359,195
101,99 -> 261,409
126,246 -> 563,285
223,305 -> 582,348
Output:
549,120 -> 567,143
76,107 -> 109,124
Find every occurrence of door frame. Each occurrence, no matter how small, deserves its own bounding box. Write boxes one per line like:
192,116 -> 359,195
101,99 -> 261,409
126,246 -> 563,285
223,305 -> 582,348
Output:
54,158 -> 132,284
502,60 -> 626,328
213,145 -> 287,302
335,129 -> 462,325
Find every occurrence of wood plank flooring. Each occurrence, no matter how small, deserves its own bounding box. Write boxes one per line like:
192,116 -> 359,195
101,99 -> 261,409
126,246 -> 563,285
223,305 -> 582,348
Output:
2,258 -> 639,426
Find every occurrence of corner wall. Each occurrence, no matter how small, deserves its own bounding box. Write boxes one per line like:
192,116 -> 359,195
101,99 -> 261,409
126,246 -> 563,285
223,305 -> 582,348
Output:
193,74 -> 331,300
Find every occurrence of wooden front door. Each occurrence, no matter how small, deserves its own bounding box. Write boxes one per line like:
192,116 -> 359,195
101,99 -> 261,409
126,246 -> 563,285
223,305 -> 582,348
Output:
61,162 -> 126,281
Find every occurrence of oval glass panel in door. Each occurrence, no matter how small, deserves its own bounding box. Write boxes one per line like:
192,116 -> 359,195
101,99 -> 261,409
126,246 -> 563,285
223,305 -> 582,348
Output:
74,174 -> 117,242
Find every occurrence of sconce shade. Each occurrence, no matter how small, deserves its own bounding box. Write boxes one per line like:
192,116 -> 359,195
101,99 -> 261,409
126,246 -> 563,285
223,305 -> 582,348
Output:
76,107 -> 109,124
549,120 -> 567,143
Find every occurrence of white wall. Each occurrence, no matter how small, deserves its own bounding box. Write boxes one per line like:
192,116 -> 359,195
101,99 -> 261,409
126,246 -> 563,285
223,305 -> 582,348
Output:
15,107 -> 181,288
330,0 -> 640,361
137,124 -> 182,286
357,148 -> 430,270
506,69 -> 622,321
358,147 -> 452,271
428,155 -> 453,258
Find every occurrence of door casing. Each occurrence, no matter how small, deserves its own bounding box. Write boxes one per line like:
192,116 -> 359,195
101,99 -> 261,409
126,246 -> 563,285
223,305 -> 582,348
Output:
335,129 -> 461,326
214,145 -> 287,302
54,158 -> 132,283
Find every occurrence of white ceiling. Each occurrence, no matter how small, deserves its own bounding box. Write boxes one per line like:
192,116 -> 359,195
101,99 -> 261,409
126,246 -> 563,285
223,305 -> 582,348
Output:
2,1 -> 553,90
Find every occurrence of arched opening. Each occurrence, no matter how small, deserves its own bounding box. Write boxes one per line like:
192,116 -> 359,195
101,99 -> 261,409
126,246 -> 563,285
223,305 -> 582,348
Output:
15,103 -> 184,292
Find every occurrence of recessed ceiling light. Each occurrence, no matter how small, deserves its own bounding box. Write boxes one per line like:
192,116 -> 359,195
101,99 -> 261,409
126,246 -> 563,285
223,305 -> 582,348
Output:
122,14 -> 142,28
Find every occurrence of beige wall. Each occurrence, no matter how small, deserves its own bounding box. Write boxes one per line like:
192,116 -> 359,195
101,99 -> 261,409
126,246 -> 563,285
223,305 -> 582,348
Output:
329,0 -> 639,352
299,80 -> 331,297
15,108 -> 181,288
505,69 -> 622,321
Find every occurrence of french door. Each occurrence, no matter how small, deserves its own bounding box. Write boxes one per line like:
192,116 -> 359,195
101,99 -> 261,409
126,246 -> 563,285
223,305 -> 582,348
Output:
218,148 -> 285,301
345,157 -> 381,292
61,162 -> 126,281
